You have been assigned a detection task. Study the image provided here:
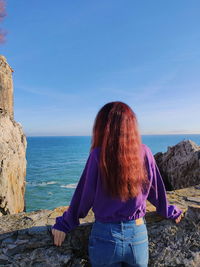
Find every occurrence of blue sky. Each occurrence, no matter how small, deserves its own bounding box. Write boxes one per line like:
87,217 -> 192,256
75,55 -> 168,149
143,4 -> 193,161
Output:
1,0 -> 200,136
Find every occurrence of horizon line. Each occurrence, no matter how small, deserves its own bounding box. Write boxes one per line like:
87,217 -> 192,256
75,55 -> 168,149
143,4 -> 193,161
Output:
26,133 -> 200,137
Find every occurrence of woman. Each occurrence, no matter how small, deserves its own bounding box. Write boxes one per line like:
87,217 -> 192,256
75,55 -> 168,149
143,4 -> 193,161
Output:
52,101 -> 182,267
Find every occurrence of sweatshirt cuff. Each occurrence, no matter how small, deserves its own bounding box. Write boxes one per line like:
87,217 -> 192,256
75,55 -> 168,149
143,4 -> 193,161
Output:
51,216 -> 69,234
168,205 -> 182,220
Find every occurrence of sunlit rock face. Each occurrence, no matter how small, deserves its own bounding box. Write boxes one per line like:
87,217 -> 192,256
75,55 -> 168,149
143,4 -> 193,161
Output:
155,140 -> 200,190
0,55 -> 13,118
0,55 -> 27,216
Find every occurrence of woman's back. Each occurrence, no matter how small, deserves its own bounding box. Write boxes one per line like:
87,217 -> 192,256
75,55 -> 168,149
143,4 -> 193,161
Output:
52,101 -> 183,266
52,143 -> 181,233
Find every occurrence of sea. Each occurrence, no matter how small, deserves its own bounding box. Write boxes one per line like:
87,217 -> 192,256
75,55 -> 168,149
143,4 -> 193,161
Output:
25,135 -> 200,212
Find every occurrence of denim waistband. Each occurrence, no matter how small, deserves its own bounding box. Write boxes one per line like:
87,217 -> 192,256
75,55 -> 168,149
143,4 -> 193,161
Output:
91,217 -> 147,242
95,217 -> 146,225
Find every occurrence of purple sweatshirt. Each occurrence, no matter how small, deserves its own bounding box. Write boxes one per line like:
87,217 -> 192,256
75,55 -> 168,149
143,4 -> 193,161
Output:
52,144 -> 182,234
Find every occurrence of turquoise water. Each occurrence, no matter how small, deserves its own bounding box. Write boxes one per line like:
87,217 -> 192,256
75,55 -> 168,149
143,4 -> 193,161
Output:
25,135 -> 200,212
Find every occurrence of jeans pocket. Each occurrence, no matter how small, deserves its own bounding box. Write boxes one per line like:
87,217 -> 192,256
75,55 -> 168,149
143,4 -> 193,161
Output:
89,236 -> 116,265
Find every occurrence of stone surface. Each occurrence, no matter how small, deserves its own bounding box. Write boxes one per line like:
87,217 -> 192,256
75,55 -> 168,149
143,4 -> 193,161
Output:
0,55 -> 14,118
154,140 -> 200,190
0,56 -> 27,216
148,205 -> 200,267
0,105 -> 27,217
0,185 -> 199,267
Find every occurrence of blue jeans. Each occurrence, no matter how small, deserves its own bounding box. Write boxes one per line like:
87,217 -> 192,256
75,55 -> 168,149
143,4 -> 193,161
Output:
88,218 -> 148,267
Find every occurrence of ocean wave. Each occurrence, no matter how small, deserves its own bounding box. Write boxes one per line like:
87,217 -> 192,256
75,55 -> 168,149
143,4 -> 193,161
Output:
26,181 -> 58,187
60,183 -> 77,189
46,181 -> 57,185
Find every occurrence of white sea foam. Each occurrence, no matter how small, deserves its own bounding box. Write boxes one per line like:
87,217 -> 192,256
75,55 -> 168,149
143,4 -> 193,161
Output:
26,181 -> 58,187
60,183 -> 78,189
46,181 -> 57,185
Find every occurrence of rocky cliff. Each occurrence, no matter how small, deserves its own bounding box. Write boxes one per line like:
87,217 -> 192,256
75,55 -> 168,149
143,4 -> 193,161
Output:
0,184 -> 199,266
0,55 -> 27,216
0,55 -> 13,118
155,140 -> 200,190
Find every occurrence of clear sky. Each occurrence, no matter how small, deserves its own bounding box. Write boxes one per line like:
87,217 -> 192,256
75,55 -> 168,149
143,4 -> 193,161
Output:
1,0 -> 200,136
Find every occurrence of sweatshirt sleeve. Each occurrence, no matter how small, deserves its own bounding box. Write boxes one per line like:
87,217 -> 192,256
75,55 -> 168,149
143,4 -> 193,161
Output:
145,145 -> 182,220
51,149 -> 98,233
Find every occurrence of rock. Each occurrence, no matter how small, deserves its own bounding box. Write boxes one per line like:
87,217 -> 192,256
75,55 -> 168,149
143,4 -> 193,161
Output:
154,140 -> 200,190
0,185 -> 199,267
0,56 -> 27,216
0,55 -> 14,118
148,205 -> 200,267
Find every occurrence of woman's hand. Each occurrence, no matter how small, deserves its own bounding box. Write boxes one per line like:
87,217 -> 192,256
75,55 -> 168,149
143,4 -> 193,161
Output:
175,213 -> 183,224
52,228 -> 66,246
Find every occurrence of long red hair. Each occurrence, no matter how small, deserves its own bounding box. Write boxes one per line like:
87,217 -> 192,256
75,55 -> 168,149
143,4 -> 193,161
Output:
91,101 -> 148,201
